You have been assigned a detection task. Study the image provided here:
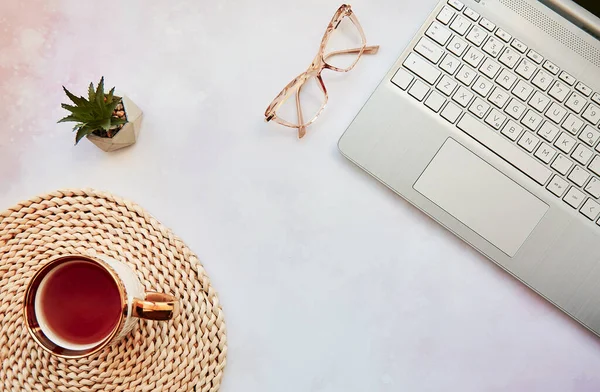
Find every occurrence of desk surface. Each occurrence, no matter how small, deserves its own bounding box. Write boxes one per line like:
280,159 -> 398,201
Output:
2,0 -> 600,390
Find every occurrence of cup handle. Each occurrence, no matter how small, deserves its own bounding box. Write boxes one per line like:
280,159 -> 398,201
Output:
132,292 -> 179,320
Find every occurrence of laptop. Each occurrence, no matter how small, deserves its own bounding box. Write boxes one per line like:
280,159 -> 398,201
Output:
339,0 -> 600,336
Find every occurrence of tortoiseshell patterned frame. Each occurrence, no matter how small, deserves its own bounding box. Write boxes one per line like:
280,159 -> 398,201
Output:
265,4 -> 379,138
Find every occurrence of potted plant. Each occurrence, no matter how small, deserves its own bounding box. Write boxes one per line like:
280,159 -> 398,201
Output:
58,77 -> 143,152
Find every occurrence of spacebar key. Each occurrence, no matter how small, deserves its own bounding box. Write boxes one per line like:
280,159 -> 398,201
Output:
457,114 -> 552,185
403,53 -> 441,85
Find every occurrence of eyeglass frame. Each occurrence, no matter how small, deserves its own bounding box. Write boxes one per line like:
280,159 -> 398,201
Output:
265,4 -> 380,138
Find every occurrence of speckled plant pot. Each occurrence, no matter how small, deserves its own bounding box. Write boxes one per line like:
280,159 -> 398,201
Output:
86,95 -> 143,152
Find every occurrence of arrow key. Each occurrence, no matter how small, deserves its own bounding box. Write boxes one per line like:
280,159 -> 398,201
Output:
547,175 -> 569,197
581,198 -> 600,221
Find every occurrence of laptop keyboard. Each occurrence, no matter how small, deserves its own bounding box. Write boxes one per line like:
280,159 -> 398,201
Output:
392,0 -> 600,226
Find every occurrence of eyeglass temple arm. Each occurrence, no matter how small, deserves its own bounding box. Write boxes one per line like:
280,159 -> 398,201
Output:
322,45 -> 380,62
295,84 -> 307,139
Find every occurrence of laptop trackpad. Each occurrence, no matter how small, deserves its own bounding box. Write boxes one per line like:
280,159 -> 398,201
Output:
414,139 -> 548,257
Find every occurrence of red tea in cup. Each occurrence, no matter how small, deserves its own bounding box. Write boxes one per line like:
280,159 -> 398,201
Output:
35,260 -> 122,349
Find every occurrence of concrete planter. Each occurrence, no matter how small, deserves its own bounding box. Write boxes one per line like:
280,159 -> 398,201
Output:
86,95 -> 143,152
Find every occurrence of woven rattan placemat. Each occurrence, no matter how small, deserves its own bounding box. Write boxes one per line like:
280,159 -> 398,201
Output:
0,189 -> 227,392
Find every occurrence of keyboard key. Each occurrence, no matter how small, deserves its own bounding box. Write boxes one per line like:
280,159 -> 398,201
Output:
548,81 -> 570,102
562,113 -> 584,135
502,120 -> 524,141
436,75 -> 458,96
464,47 -> 485,68
568,165 -> 590,187
579,124 -> 600,147
515,58 -> 536,80
392,69 -> 414,90
404,53 -> 441,84
505,98 -> 527,120
497,69 -> 518,90
521,110 -> 543,131
479,18 -> 495,32
545,102 -> 567,124
581,199 -> 600,221
469,97 -> 490,118
425,90 -> 446,112
518,130 -> 540,152
585,176 -> 600,198
513,80 -> 534,101
448,0 -> 464,11
538,121 -> 559,142
452,86 -> 474,107
543,60 -> 559,75
572,143 -> 594,165
495,28 -> 512,42
565,92 -> 586,114
584,197 -> 600,219
447,35 -> 468,56
489,87 -> 510,108
415,37 -> 445,63
456,64 -> 477,86
555,132 -> 576,154
409,79 -> 429,101
551,154 -> 573,175
466,25 -> 487,46
441,102 -> 462,123
590,156 -> 600,176
426,22 -> 452,46
473,76 -> 493,97
526,50 -> 543,64
485,108 -> 507,129
480,58 -> 501,79
499,47 -> 520,69
529,91 -> 550,113
464,7 -> 480,21
559,71 -> 576,86
592,93 -> 600,106
440,53 -> 461,74
531,70 -> 553,91
575,82 -> 592,97
564,187 -> 586,209
582,103 -> 600,125
547,175 -> 569,197
450,15 -> 471,35
457,114 -> 552,185
573,147 -> 595,169
482,37 -> 503,57
534,142 -> 556,164
511,39 -> 527,53
437,6 -> 456,25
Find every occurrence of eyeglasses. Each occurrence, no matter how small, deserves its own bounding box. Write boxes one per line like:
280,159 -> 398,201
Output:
265,4 -> 379,139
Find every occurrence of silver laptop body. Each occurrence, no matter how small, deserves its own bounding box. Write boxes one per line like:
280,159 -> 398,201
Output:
339,0 -> 600,336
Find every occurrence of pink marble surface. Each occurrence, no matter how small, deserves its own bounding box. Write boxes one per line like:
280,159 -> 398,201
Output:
1,1 -> 600,391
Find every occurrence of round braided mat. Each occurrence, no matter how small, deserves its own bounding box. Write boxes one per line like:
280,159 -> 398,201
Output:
0,189 -> 227,392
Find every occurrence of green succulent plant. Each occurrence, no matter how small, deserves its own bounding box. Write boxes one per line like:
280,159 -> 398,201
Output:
58,77 -> 127,145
